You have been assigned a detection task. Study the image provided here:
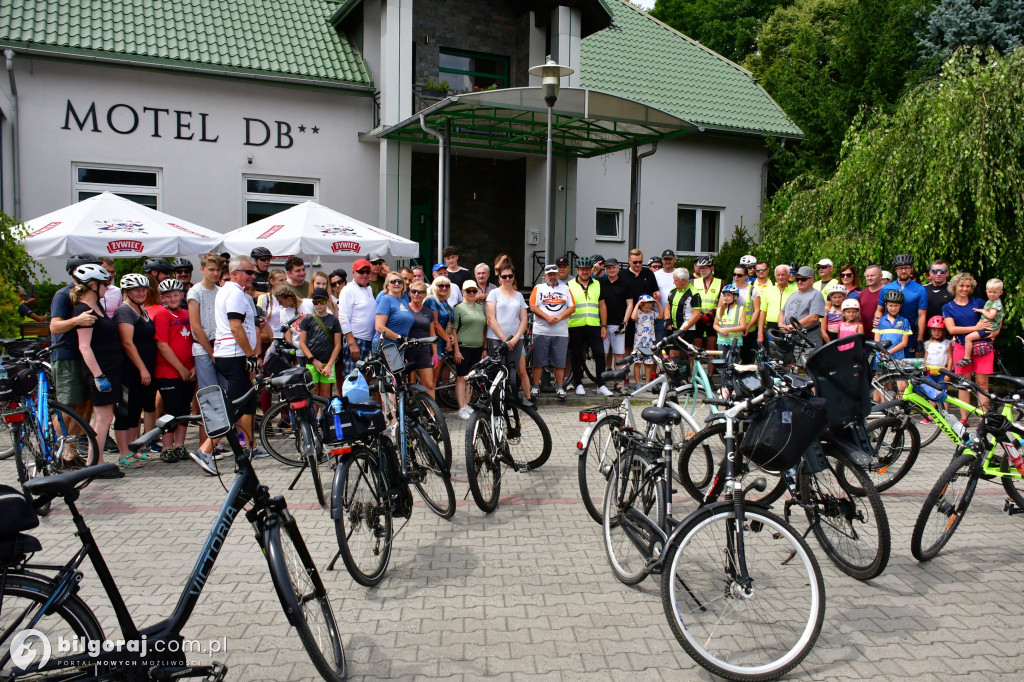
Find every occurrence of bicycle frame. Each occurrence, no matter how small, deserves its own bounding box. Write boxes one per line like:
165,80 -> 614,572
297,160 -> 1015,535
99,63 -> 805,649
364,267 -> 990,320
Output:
895,381 -> 1003,464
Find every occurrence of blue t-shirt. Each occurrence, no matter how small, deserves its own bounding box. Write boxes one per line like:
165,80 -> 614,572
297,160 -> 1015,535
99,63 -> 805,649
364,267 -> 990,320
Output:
375,289 -> 409,305
424,297 -> 454,329
373,294 -> 414,345
49,284 -> 81,361
876,314 -> 913,359
942,297 -> 984,345
879,280 -> 927,328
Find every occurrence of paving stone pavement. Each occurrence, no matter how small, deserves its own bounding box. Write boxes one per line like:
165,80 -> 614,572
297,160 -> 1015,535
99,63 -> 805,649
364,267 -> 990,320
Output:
4,401 -> 1024,681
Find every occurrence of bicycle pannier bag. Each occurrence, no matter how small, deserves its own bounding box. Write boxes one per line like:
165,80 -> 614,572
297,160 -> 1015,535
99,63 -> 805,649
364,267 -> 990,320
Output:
0,485 -> 39,537
320,397 -> 385,445
739,395 -> 827,471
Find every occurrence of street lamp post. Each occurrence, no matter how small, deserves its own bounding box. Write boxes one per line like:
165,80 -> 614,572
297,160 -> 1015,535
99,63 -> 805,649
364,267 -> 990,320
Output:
529,58 -> 573,264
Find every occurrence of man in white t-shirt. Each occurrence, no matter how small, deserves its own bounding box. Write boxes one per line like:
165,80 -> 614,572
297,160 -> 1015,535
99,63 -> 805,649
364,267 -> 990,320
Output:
338,259 -> 377,374
653,249 -> 677,341
529,264 -> 575,400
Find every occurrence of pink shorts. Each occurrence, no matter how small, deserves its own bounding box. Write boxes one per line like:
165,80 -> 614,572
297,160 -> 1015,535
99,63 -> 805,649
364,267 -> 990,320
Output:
952,342 -> 994,375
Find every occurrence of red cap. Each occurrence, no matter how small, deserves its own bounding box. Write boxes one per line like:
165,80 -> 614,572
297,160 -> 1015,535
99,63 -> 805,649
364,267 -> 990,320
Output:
353,259 -> 371,271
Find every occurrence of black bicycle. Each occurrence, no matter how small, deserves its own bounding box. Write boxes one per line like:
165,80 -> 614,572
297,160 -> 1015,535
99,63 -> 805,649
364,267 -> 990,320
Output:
0,383 -> 346,680
330,338 -> 455,586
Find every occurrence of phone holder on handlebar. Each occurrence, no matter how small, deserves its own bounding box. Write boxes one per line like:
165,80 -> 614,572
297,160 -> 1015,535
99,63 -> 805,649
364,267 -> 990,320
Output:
197,385 -> 233,439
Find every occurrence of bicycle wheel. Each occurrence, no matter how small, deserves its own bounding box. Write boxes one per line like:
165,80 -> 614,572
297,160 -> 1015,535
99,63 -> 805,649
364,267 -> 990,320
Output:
334,446 -> 393,586
861,415 -> 920,493
602,450 -> 662,585
798,444 -> 890,581
407,422 -> 455,519
44,401 -> 99,472
1,573 -> 105,675
299,420 -> 326,507
504,404 -> 552,470
265,516 -> 346,681
409,391 -> 452,469
661,505 -> 825,681
677,422 -> 787,506
260,396 -> 329,466
465,410 -> 501,513
435,358 -> 459,410
911,453 -> 978,562
673,383 -> 720,431
578,414 -> 624,524
0,400 -> 16,460
905,402 -> 942,447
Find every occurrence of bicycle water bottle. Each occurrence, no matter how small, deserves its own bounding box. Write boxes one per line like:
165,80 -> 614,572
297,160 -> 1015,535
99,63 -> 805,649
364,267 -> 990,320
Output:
330,397 -> 344,441
943,411 -> 967,440
1004,440 -> 1024,477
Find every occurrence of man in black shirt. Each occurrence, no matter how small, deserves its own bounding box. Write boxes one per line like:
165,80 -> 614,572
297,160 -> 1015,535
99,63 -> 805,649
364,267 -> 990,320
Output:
598,258 -> 631,373
923,258 -> 953,323
251,247 -> 273,292
621,248 -> 658,351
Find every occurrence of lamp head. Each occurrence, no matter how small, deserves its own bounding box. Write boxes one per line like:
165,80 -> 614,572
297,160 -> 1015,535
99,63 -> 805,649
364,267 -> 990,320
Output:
529,57 -> 573,107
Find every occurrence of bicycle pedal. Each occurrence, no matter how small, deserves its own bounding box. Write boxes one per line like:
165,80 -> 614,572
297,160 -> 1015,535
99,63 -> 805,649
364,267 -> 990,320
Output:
1004,499 -> 1024,516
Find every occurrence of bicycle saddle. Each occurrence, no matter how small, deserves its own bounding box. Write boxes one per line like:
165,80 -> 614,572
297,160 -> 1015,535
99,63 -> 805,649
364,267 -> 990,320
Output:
642,406 -> 682,425
23,463 -> 121,500
992,375 -> 1024,392
601,369 -> 628,383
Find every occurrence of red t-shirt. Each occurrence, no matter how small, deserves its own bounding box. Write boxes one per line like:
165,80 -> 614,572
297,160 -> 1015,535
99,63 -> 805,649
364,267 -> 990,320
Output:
858,287 -> 882,329
150,304 -> 194,379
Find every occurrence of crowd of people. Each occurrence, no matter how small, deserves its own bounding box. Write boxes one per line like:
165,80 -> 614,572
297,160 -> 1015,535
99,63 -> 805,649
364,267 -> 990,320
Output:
40,244 -> 1002,474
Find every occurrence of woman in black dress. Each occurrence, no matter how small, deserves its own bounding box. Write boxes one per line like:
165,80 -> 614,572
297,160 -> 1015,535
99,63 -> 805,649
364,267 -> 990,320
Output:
71,263 -> 124,466
113,273 -> 158,466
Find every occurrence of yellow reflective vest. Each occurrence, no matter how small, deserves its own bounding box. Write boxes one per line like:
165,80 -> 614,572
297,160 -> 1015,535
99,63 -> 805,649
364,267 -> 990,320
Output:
689,277 -> 722,313
568,278 -> 602,328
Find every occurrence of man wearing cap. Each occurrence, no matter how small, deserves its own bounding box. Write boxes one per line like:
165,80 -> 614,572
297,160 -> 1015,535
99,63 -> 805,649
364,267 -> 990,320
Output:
781,266 -> 825,351
556,256 -> 571,286
529,264 -> 575,400
597,257 -> 630,382
338,259 -> 377,373
653,249 -> 677,341
812,259 -> 836,298
366,252 -> 387,297
567,257 -> 612,396
442,245 -> 472,290
591,255 -> 606,279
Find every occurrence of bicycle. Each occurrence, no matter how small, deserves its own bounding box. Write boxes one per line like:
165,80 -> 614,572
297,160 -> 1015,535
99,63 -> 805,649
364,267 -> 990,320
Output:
0,383 -> 346,680
911,371 -> 1024,561
0,338 -> 55,461
330,337 -> 455,586
464,342 -> 552,513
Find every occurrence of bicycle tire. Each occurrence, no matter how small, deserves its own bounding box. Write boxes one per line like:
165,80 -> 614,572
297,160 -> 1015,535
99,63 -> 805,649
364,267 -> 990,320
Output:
677,422 -> 787,506
334,446 -> 393,586
661,505 -> 825,682
602,450 -> 661,585
0,400 -> 16,460
862,415 -> 920,493
1002,460 -> 1024,509
259,396 -> 329,467
299,420 -> 326,507
904,401 -> 941,448
578,414 -> 624,524
911,453 -> 978,562
504,404 -> 552,470
435,358 -> 459,410
265,516 -> 346,681
409,391 -> 452,469
0,573 -> 105,675
798,444 -> 890,581
673,383 -> 721,431
465,411 -> 501,513
407,422 -> 455,519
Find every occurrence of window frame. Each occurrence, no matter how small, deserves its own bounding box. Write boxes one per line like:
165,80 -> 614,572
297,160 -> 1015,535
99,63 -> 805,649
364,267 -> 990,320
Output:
675,204 -> 723,255
242,174 -> 319,226
72,162 -> 162,209
439,47 -> 510,93
594,208 -> 624,242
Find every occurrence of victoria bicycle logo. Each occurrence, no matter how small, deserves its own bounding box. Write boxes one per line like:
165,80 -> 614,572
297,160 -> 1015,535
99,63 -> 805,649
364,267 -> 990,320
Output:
107,240 -> 145,253
10,629 -> 51,670
95,218 -> 147,234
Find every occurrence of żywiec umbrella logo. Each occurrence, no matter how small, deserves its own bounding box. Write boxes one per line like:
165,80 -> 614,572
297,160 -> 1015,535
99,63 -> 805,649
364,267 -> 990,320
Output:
330,241 -> 360,253
95,219 -> 147,234
107,240 -> 145,253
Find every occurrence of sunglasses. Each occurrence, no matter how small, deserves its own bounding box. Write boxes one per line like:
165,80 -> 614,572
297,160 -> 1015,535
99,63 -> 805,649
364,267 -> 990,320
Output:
733,272 -> 745,277
436,284 -> 450,289
464,288 -> 478,294
500,274 -> 515,280
755,268 -> 768,273
237,269 -> 256,276
255,257 -> 271,262
817,265 -> 831,270
174,269 -> 191,274
312,298 -> 328,305
931,268 -> 947,274
796,277 -> 811,282
330,280 -> 342,286
387,280 -> 403,286
410,289 -> 427,295
841,272 -> 854,278
630,261 -> 642,265
355,268 -> 371,274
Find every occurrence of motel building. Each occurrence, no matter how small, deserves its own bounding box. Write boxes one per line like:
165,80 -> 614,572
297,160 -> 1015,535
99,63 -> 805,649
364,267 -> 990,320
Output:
0,0 -> 801,279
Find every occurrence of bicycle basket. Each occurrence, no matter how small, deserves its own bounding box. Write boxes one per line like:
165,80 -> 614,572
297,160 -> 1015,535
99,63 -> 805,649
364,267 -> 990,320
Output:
804,334 -> 873,427
271,366 -> 314,401
739,395 -> 827,471
319,398 -> 386,444
0,485 -> 39,538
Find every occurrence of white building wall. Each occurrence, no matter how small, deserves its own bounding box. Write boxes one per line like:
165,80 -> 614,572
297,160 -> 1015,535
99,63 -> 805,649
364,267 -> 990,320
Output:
574,134 -> 767,262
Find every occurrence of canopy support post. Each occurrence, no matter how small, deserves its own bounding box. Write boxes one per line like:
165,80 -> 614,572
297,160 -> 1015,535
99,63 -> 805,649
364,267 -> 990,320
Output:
444,118 -> 452,249
627,140 -> 658,251
419,114 -> 445,263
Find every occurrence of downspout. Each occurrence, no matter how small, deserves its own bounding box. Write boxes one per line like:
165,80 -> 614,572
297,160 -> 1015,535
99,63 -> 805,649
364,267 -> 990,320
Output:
443,118 -> 451,248
4,49 -> 20,221
419,114 -> 445,263
627,140 -> 658,251
761,138 -> 786,207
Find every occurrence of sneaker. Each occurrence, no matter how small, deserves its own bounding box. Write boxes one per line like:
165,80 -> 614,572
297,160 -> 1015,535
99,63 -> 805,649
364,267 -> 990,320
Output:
531,385 -> 541,398
597,385 -> 613,397
147,441 -> 161,454
457,406 -> 472,420
250,446 -> 270,460
576,384 -> 586,396
105,435 -> 119,453
188,448 -> 218,476
555,387 -> 567,400
920,417 -> 932,425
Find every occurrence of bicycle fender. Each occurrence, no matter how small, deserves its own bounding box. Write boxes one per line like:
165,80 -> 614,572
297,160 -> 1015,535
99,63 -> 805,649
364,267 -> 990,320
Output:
577,410 -> 621,454
662,500 -> 775,555
412,423 -> 448,472
329,461 -> 348,521
819,430 -> 873,469
407,383 -> 431,395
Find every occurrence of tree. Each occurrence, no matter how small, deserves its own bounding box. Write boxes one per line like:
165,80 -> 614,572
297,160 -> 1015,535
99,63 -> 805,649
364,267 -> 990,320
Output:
0,212 -> 39,337
758,47 -> 1024,323
918,0 -> 1024,65
650,0 -> 789,65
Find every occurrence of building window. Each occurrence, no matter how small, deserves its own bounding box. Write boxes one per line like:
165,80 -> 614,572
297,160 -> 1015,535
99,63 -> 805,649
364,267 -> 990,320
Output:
73,163 -> 161,209
595,208 -> 623,241
676,206 -> 722,254
244,176 -> 318,224
439,48 -> 509,93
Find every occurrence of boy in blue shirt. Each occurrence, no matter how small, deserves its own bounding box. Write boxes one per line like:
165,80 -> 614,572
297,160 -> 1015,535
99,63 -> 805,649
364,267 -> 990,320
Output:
875,288 -> 913,392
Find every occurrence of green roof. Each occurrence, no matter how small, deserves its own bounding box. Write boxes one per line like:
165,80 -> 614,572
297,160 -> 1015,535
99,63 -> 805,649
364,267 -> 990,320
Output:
0,0 -> 373,90
581,0 -> 802,138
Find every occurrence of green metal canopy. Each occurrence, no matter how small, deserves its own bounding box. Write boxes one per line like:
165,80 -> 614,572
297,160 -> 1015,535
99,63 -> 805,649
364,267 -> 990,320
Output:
370,87 -> 700,157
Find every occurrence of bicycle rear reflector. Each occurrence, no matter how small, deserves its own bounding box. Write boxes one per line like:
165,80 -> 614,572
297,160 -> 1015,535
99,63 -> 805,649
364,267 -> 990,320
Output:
330,446 -> 352,457
3,410 -> 26,424
579,410 -> 598,422
290,399 -> 309,409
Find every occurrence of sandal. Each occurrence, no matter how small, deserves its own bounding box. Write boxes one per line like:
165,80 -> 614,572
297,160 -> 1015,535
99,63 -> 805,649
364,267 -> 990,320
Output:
173,446 -> 191,462
159,450 -> 178,463
118,453 -> 145,469
955,358 -> 972,368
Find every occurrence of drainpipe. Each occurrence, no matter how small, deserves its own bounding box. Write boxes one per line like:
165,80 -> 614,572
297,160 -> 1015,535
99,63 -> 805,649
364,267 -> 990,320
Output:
443,118 -> 451,248
761,138 -> 787,207
627,141 -> 658,251
419,115 -> 445,263
4,49 -> 20,221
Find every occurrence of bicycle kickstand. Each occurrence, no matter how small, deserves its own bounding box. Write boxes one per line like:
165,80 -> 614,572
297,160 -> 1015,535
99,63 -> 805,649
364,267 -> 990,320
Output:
288,461 -> 308,491
1004,498 -> 1024,516
150,661 -> 228,682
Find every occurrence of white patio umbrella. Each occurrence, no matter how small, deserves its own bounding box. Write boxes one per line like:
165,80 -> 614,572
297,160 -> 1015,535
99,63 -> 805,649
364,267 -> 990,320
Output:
21,192 -> 223,258
220,200 -> 419,259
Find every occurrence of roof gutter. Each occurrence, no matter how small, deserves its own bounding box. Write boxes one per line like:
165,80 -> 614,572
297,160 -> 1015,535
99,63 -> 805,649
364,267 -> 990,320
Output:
0,44 -> 376,95
4,48 -> 19,220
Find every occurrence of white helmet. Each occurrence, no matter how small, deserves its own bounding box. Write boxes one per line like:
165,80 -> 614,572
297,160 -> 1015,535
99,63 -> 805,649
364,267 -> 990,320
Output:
158,278 -> 185,293
72,263 -> 110,285
827,282 -> 847,296
739,254 -> 757,267
120,273 -> 150,290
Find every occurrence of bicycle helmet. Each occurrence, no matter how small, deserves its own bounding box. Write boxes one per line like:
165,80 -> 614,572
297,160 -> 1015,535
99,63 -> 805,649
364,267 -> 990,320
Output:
575,255 -> 594,268
65,254 -> 100,274
694,256 -> 714,268
720,283 -> 739,295
637,294 -> 655,304
250,246 -> 273,259
841,299 -> 860,311
158,278 -> 185,293
892,253 -> 913,267
170,257 -> 193,271
143,257 -> 171,274
927,315 -> 945,329
826,282 -> 847,296
882,288 -> 904,305
119,273 -> 150,290
72,263 -> 110,285
739,254 -> 757,267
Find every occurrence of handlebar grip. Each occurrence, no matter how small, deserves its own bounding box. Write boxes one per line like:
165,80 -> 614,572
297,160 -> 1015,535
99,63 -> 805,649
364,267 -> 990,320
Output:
616,356 -> 632,367
129,426 -> 165,451
938,368 -> 958,380
703,397 -> 731,406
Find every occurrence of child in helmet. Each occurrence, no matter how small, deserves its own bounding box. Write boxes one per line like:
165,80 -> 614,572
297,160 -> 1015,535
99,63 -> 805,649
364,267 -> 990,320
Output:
924,315 -> 953,376
837,299 -> 863,351
630,294 -> 660,387
821,283 -> 847,343
713,284 -> 747,352
876,288 -> 912,359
